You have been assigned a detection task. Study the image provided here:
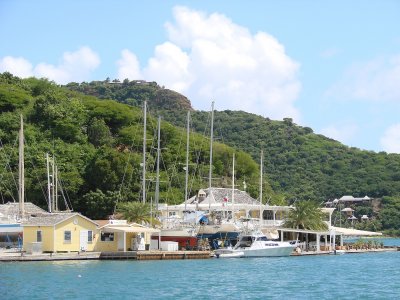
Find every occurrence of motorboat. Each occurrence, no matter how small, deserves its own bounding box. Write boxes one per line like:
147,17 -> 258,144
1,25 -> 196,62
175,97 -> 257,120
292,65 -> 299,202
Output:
330,249 -> 346,255
214,229 -> 295,258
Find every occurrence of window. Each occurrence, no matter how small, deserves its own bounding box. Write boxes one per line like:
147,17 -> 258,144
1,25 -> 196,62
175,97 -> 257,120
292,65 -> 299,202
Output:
100,232 -> 114,242
64,231 -> 72,243
36,230 -> 42,242
88,231 -> 93,243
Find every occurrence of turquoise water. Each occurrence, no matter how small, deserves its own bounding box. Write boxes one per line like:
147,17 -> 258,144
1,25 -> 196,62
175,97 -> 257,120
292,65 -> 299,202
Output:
1,241 -> 400,299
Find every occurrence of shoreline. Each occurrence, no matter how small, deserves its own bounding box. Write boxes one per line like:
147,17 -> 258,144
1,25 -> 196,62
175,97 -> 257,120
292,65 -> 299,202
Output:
1,247 -> 398,262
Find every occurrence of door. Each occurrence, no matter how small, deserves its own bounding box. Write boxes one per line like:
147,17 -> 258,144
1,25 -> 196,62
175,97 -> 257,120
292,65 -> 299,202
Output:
80,230 -> 88,251
117,232 -> 124,251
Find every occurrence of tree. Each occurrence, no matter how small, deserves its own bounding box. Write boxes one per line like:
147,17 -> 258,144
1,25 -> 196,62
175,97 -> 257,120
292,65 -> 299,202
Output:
116,201 -> 159,225
87,117 -> 113,147
284,200 -> 328,231
80,189 -> 119,219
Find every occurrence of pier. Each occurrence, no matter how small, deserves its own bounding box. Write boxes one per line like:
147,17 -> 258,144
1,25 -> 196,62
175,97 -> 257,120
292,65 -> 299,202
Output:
0,250 -> 212,262
1,247 -> 398,262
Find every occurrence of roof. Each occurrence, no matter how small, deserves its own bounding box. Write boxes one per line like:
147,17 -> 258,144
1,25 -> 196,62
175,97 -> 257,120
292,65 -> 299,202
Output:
22,213 -> 98,227
0,202 -> 46,220
330,226 -> 382,236
279,228 -> 331,235
101,224 -> 160,233
338,195 -> 372,202
341,207 -> 354,212
184,188 -> 261,206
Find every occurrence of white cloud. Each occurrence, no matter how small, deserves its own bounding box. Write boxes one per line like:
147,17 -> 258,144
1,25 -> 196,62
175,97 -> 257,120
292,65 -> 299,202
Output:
0,47 -> 100,84
143,42 -> 192,92
117,6 -> 301,120
326,54 -> 400,102
0,56 -> 33,77
117,49 -> 142,80
319,123 -> 358,145
381,124 -> 400,153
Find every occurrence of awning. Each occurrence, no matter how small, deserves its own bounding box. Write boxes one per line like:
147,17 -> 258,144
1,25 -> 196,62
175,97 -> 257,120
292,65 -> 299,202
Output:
330,226 -> 382,236
102,226 -> 160,233
278,228 -> 331,235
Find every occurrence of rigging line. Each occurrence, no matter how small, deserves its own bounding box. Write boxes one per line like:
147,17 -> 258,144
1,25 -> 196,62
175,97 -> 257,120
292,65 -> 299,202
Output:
24,142 -> 50,204
117,119 -> 138,202
164,126 -> 185,203
118,111 -> 147,202
0,135 -> 20,202
58,176 -> 73,211
61,179 -> 74,211
188,109 -> 212,195
125,118 -> 147,200
144,122 -> 158,200
169,124 -> 187,203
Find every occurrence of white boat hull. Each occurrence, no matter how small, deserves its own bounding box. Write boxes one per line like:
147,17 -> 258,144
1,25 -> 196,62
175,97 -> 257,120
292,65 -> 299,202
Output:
330,249 -> 346,255
242,245 -> 294,257
215,250 -> 244,258
215,243 -> 294,258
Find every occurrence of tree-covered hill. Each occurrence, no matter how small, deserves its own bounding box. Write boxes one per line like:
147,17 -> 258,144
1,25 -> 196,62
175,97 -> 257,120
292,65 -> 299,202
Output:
66,79 -> 193,113
65,79 -> 400,203
0,73 -> 263,219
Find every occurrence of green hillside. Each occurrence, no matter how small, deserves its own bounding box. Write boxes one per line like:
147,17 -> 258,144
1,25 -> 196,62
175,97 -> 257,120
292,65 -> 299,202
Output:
66,78 -> 400,202
0,73 -> 262,220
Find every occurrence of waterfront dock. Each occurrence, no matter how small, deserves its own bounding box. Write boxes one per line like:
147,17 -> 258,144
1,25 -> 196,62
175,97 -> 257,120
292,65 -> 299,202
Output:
1,247 -> 398,262
0,249 -> 212,262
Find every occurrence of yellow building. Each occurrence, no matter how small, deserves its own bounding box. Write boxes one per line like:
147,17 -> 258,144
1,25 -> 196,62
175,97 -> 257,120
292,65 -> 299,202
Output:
95,220 -> 160,252
22,213 -> 99,253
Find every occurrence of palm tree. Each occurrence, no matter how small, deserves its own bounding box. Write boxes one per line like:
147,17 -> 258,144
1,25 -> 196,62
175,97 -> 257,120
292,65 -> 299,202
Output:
116,201 -> 159,226
284,200 -> 328,231
284,200 -> 328,244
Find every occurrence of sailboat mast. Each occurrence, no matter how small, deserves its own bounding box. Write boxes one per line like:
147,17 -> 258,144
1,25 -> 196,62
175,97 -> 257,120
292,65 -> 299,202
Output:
55,163 -> 58,212
184,111 -> 190,212
208,101 -> 214,210
52,155 -> 55,212
232,152 -> 235,220
155,116 -> 161,211
18,115 -> 25,218
46,153 -> 52,212
259,150 -> 263,226
142,100 -> 147,203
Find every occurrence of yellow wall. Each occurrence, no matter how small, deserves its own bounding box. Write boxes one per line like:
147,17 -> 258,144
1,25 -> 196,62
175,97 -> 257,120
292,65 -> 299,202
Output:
94,232 -> 141,251
23,226 -> 54,252
54,215 -> 98,252
95,232 -> 119,252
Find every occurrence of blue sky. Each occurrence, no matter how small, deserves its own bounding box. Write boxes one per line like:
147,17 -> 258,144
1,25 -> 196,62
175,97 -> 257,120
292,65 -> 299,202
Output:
1,0 -> 400,153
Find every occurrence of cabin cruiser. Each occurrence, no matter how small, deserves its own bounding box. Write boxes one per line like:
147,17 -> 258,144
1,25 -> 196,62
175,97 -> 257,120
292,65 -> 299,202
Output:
214,229 -> 295,258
